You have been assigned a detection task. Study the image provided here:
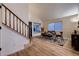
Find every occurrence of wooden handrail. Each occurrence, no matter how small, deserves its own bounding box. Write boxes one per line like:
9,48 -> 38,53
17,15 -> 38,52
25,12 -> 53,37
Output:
1,4 -> 28,38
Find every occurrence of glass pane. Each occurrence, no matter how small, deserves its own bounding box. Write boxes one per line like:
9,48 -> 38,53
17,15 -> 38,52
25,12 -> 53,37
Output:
54,22 -> 62,31
48,23 -> 55,31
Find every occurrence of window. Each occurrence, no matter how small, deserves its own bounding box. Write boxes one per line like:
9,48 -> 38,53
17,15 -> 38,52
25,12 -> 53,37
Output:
54,22 -> 62,31
48,23 -> 55,31
48,22 -> 62,31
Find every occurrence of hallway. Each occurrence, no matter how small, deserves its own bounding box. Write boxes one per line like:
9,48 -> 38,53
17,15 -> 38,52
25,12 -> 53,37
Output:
10,38 -> 79,56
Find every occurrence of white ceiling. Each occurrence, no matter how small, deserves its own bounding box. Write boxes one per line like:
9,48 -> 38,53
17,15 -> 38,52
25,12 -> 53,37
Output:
29,3 -> 79,21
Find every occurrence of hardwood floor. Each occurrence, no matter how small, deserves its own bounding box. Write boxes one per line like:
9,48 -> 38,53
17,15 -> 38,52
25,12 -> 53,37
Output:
9,38 -> 79,56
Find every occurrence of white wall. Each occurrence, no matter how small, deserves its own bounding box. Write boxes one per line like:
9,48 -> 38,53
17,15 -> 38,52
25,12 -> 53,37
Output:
62,15 -> 78,39
1,3 -> 29,56
1,25 -> 29,56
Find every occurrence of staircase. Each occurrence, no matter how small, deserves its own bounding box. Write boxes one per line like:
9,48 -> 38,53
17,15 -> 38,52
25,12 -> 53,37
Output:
0,4 -> 30,55
1,4 -> 28,38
